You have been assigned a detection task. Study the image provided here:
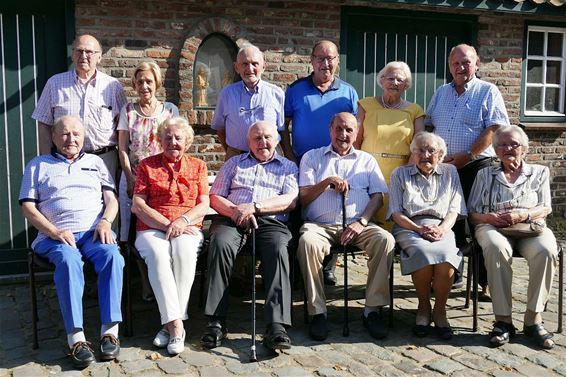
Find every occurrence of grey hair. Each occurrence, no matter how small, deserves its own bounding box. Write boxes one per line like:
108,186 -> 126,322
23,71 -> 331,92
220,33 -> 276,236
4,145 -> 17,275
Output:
377,61 -> 413,90
328,112 -> 357,129
448,44 -> 479,63
52,115 -> 84,134
157,117 -> 194,151
237,44 -> 264,62
247,121 -> 278,139
410,131 -> 447,161
492,125 -> 529,153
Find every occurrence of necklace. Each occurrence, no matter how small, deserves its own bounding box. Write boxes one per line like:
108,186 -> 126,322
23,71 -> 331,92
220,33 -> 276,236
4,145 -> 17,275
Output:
138,99 -> 159,117
380,96 -> 403,109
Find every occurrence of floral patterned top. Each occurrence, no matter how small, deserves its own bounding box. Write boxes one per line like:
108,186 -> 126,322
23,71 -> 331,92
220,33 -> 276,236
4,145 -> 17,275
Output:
117,101 -> 179,169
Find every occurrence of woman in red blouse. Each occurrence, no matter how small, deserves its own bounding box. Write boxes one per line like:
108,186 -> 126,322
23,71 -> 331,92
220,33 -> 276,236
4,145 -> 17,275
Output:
132,117 -> 209,355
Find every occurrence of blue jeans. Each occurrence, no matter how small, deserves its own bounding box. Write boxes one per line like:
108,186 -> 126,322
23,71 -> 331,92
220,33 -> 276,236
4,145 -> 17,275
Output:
34,230 -> 124,334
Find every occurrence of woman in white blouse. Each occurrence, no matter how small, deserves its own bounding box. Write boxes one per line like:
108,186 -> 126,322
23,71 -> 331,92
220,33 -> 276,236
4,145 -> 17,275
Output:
468,125 -> 557,349
388,132 -> 466,340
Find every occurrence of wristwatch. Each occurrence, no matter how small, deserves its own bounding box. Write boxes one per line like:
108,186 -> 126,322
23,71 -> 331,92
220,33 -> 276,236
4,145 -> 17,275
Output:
254,202 -> 263,214
358,217 -> 368,227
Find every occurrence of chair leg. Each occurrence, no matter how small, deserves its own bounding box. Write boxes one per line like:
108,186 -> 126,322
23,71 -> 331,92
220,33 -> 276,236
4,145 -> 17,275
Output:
472,246 -> 479,333
389,260 -> 394,328
557,243 -> 563,333
29,254 -> 39,349
464,256 -> 472,309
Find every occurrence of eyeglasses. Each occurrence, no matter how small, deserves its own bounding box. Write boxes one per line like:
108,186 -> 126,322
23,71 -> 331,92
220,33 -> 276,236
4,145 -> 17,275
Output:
416,148 -> 439,156
73,48 -> 100,57
496,142 -> 522,150
313,55 -> 338,64
385,77 -> 406,85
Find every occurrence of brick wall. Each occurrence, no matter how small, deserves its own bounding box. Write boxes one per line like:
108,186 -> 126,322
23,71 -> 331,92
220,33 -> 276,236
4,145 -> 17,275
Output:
75,0 -> 566,219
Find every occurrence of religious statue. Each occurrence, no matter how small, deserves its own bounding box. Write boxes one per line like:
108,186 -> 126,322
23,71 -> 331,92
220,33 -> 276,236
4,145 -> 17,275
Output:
195,66 -> 209,107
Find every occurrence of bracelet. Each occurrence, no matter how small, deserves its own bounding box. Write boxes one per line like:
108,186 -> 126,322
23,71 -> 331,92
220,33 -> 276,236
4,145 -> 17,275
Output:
181,214 -> 191,225
101,217 -> 112,224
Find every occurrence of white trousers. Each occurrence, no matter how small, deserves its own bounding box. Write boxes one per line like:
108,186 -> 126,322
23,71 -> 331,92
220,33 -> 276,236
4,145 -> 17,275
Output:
475,224 -> 558,316
135,230 -> 203,324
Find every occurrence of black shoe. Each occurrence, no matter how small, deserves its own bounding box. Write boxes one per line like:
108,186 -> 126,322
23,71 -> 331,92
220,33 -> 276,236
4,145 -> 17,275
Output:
323,271 -> 337,286
309,314 -> 328,341
99,334 -> 120,361
472,287 -> 492,302
263,323 -> 292,350
201,319 -> 227,349
69,341 -> 95,369
363,311 -> 388,340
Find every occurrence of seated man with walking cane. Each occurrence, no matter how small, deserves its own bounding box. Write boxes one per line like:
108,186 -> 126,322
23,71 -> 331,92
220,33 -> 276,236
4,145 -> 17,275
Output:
297,112 -> 395,341
201,121 -> 298,352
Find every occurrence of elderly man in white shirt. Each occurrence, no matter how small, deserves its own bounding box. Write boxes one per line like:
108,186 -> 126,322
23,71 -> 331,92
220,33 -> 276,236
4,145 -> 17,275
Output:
297,112 -> 395,341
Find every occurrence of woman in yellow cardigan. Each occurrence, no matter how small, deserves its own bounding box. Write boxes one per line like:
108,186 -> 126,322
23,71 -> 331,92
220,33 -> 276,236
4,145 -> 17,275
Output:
355,61 -> 425,230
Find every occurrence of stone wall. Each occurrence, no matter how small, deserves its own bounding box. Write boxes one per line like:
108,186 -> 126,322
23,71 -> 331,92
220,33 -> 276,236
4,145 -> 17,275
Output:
75,0 -> 566,219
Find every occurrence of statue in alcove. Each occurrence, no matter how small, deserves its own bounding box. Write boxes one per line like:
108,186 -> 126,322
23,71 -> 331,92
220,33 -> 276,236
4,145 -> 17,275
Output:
222,71 -> 233,88
195,66 -> 209,107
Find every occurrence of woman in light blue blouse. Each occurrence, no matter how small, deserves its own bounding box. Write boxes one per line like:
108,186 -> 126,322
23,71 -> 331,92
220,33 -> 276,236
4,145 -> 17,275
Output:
388,132 -> 466,340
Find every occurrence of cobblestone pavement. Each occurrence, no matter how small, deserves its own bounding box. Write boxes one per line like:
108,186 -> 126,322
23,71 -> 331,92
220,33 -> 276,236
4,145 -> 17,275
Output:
0,249 -> 564,377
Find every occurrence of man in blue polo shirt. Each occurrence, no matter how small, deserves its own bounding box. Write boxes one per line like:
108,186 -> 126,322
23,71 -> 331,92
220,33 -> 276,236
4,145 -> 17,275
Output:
283,40 -> 359,285
19,115 -> 123,369
212,44 -> 289,160
283,40 -> 359,163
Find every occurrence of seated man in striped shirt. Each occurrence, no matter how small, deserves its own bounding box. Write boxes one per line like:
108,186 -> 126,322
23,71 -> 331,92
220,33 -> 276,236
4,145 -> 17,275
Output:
201,121 -> 298,351
297,112 -> 395,341
19,116 -> 123,369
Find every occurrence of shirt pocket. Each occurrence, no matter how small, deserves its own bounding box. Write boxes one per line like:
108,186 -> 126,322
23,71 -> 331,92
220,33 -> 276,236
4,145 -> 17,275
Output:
462,104 -> 483,131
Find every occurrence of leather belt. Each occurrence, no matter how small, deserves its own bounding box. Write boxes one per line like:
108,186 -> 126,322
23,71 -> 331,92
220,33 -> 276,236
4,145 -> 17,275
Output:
90,146 -> 116,155
373,152 -> 409,159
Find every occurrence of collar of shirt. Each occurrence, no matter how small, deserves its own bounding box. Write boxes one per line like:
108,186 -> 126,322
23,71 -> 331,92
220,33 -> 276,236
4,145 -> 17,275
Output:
492,161 -> 534,186
50,148 -> 86,163
240,79 -> 264,95
322,144 -> 359,159
74,69 -> 98,87
242,150 -> 284,166
409,163 -> 444,177
308,73 -> 341,92
450,76 -> 478,93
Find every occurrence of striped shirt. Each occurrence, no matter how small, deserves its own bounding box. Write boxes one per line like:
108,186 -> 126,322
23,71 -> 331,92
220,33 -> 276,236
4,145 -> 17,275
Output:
210,152 -> 298,222
299,145 -> 387,225
425,77 -> 509,157
387,163 -> 467,220
19,151 -> 115,248
211,80 -> 285,151
32,69 -> 127,152
468,163 -> 551,215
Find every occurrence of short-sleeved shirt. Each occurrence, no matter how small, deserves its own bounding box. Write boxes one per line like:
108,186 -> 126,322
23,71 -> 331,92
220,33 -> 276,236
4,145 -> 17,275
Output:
117,101 -> 179,169
425,77 -> 509,157
211,80 -> 285,151
134,153 -> 209,231
32,69 -> 127,152
285,74 -> 359,159
387,163 -> 467,220
19,151 -> 115,248
467,163 -> 551,215
299,145 -> 387,225
210,152 -> 299,223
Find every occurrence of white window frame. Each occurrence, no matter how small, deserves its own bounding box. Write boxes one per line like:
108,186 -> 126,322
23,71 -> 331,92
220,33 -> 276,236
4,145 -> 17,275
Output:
524,25 -> 566,117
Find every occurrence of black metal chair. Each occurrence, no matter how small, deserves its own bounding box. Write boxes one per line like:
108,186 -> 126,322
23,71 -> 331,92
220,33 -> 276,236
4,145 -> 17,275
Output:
465,240 -> 563,333
123,214 -> 208,337
28,251 -> 55,349
302,245 -> 395,335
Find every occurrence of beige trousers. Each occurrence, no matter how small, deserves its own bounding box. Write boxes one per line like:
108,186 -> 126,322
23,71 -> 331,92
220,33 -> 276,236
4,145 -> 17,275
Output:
297,222 -> 395,315
475,224 -> 558,316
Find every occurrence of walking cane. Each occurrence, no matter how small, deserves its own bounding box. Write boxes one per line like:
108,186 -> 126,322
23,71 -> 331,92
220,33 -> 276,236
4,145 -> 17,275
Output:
250,227 -> 258,362
341,190 -> 349,337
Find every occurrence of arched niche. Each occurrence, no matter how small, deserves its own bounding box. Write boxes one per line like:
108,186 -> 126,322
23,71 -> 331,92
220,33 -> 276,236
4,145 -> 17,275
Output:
193,33 -> 238,109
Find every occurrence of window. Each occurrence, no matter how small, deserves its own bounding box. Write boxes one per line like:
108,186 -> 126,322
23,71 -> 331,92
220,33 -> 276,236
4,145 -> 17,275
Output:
193,33 -> 238,109
524,26 -> 565,119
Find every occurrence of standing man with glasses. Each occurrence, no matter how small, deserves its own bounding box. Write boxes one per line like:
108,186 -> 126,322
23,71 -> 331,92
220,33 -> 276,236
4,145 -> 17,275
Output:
212,44 -> 288,161
283,40 -> 359,286
425,44 -> 509,300
33,34 -> 126,183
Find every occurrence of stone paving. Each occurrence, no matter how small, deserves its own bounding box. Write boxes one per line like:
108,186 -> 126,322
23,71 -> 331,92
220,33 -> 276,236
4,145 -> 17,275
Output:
0,250 -> 564,377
